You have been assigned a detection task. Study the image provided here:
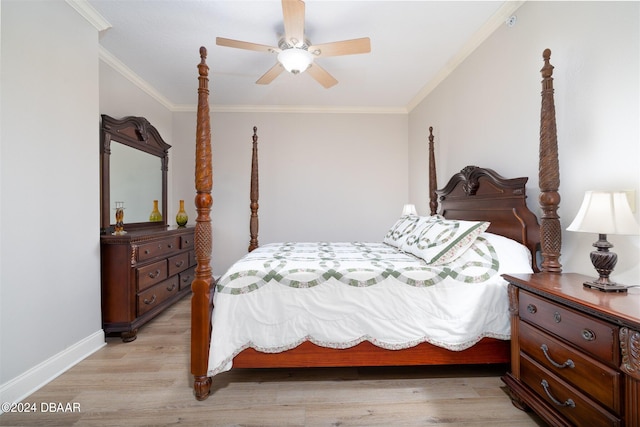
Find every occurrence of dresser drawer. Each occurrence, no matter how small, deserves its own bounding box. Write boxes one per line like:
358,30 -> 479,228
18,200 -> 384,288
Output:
137,236 -> 180,262
168,252 -> 189,276
136,259 -> 168,292
137,276 -> 179,316
519,291 -> 618,365
519,320 -> 621,413
520,353 -> 621,427
179,266 -> 195,291
181,234 -> 194,250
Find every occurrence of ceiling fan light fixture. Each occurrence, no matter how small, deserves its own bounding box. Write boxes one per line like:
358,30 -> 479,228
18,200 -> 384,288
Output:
278,48 -> 313,74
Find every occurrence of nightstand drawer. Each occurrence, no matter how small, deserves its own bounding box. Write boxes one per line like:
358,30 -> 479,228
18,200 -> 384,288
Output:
519,320 -> 621,413
520,353 -> 621,427
519,291 -> 618,365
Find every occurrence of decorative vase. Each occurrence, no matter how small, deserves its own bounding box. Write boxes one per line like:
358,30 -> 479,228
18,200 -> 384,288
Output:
176,199 -> 188,226
149,199 -> 162,222
113,201 -> 126,235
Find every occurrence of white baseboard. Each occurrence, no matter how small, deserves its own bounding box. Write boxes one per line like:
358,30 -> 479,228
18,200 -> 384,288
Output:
0,330 -> 105,411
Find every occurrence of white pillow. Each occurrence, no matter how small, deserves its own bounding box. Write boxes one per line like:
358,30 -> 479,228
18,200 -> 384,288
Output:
405,217 -> 490,265
482,232 -> 534,274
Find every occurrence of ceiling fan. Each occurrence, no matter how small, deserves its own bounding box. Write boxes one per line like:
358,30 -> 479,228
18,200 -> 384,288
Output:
216,0 -> 371,88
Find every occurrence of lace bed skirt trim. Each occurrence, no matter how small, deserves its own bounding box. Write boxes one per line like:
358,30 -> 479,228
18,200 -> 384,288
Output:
207,332 -> 509,377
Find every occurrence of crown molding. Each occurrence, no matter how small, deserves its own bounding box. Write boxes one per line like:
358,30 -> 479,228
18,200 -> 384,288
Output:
99,46 -> 176,111
89,0 -> 522,116
208,104 -> 408,115
65,0 -> 111,31
406,0 -> 526,112
100,47 -> 406,115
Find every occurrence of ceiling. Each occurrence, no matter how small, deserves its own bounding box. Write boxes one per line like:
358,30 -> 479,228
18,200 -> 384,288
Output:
84,1 -> 522,112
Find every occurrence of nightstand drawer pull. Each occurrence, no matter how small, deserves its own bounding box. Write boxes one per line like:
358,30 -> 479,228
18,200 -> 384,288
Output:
581,329 -> 595,341
541,344 -> 575,369
541,380 -> 575,408
553,311 -> 561,323
527,304 -> 537,314
143,294 -> 157,305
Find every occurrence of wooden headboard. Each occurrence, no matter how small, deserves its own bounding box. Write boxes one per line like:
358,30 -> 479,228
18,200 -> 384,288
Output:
436,166 -> 541,271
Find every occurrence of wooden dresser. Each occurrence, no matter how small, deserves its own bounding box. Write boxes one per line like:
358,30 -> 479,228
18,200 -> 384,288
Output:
502,273 -> 640,427
100,226 -> 196,342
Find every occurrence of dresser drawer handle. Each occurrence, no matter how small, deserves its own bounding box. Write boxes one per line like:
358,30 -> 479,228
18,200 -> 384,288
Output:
541,344 -> 575,369
553,311 -> 561,323
148,269 -> 161,279
167,283 -> 176,291
527,304 -> 537,314
174,260 -> 185,268
541,380 -> 575,408
167,243 -> 174,249
582,329 -> 596,341
143,294 -> 157,305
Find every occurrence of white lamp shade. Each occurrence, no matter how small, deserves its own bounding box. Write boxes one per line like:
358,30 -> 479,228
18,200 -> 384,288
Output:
567,191 -> 640,235
402,204 -> 417,216
277,48 -> 313,74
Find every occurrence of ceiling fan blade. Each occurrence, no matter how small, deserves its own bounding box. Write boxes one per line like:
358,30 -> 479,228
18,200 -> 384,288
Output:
308,38 -> 371,57
216,37 -> 279,54
306,63 -> 338,89
282,0 -> 305,47
256,63 -> 285,85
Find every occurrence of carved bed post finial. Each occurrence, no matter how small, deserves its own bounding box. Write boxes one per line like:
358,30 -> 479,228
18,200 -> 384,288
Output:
248,126 -> 260,252
191,46 -> 213,400
538,48 -> 562,273
428,126 -> 438,216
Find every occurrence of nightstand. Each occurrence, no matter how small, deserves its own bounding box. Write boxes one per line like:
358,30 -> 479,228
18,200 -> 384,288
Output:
502,273 -> 640,427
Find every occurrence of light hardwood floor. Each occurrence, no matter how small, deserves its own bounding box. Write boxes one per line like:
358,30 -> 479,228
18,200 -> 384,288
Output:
1,296 -> 546,426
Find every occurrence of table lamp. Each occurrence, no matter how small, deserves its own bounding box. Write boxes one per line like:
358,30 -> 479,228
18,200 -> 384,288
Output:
402,204 -> 417,216
567,191 -> 639,292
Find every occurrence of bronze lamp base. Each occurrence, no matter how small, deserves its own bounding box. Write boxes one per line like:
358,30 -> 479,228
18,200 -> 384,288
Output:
584,234 -> 628,293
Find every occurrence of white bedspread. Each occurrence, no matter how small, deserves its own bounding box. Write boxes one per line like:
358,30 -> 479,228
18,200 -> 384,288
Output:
207,233 -> 533,376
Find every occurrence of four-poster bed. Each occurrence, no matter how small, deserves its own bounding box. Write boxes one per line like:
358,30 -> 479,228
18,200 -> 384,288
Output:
190,47 -> 563,401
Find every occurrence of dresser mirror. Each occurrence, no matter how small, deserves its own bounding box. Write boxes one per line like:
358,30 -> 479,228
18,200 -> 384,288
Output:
100,115 -> 170,234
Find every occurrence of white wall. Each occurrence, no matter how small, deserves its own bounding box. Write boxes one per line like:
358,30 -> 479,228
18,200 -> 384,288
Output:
0,0 -> 104,403
408,1 -> 640,284
174,111 -> 409,276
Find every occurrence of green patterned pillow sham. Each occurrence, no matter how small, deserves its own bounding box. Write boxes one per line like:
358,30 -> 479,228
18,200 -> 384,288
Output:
383,215 -> 436,248
404,218 -> 489,265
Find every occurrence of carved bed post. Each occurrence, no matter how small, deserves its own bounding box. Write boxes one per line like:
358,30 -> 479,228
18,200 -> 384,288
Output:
248,126 -> 259,252
191,46 -> 213,401
428,126 -> 438,216
538,49 -> 562,273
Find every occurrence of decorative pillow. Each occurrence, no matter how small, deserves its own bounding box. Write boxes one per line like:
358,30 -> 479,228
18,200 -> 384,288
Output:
405,218 -> 490,265
382,215 -> 423,248
400,215 -> 440,252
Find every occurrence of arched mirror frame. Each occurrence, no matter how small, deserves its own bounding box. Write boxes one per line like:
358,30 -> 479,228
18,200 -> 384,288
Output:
100,115 -> 170,234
